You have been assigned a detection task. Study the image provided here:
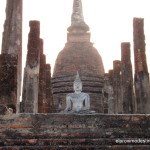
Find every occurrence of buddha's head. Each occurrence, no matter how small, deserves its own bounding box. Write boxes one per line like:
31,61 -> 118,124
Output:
73,72 -> 82,93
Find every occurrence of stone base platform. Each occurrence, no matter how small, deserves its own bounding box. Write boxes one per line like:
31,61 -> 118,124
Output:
0,113 -> 150,149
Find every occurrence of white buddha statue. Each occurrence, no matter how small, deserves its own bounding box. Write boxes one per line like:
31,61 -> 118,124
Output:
64,72 -> 90,113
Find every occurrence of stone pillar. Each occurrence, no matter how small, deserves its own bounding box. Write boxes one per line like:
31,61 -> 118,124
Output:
1,0 -> 22,55
133,18 -> 150,114
21,21 -> 41,113
0,0 -> 22,113
45,64 -> 53,113
21,21 -> 53,113
103,73 -> 109,113
38,53 -> 46,113
103,70 -> 115,114
38,40 -> 53,113
108,70 -> 115,114
121,42 -> 135,114
113,60 -> 121,114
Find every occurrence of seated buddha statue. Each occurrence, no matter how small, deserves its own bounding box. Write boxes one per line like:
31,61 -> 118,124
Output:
64,72 -> 90,113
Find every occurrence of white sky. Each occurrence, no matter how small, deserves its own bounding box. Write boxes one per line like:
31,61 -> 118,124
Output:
0,0 -> 150,74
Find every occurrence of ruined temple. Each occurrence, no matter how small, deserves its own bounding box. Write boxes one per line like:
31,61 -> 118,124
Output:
52,0 -> 104,113
1,0 -> 150,149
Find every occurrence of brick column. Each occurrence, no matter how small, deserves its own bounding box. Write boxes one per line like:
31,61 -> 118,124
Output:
21,21 -> 53,113
21,21 -> 41,113
113,60 -> 121,114
0,0 -> 22,113
133,18 -> 150,114
38,40 -> 53,113
103,70 -> 115,114
121,42 -> 135,114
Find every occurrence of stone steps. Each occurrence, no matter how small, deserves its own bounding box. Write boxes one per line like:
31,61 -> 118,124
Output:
0,138 -> 150,146
0,145 -> 150,150
1,114 -> 150,149
0,138 -> 127,146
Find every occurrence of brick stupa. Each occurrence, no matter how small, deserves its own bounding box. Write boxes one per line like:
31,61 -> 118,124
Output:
52,0 -> 104,112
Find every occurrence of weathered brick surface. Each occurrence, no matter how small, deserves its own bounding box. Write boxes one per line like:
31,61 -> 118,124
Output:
113,60 -> 121,114
38,53 -> 53,113
133,18 -> 150,113
103,70 -> 114,114
0,114 -> 150,148
53,43 -> 104,77
38,40 -> 53,113
45,64 -> 53,112
121,43 -> 135,113
0,146 -> 150,150
133,18 -> 148,73
21,21 -> 41,113
0,0 -> 22,113
21,21 -> 53,113
0,54 -> 18,113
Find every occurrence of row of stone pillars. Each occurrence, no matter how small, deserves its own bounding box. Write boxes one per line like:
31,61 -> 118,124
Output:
104,18 -> 150,114
0,0 -> 53,114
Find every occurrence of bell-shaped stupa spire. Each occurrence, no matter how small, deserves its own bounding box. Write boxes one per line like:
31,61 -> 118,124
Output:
71,0 -> 84,25
68,0 -> 89,33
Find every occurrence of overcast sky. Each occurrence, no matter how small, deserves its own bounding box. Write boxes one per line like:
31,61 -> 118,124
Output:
0,0 -> 150,74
